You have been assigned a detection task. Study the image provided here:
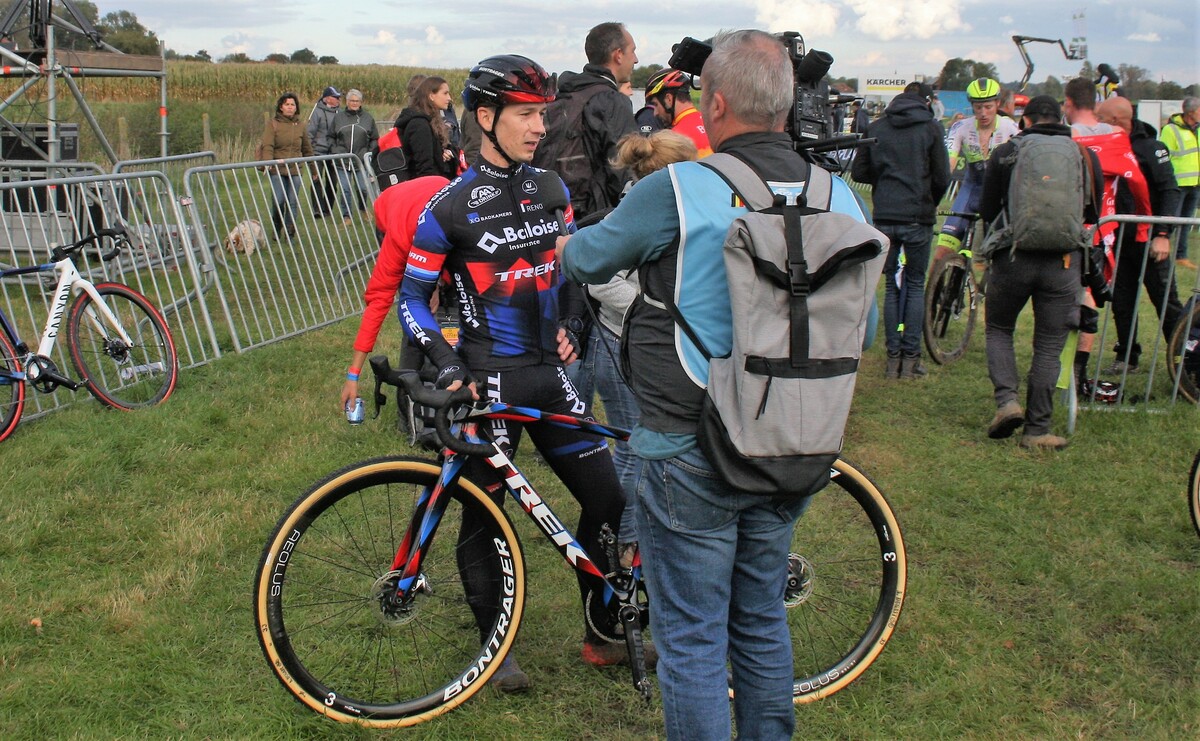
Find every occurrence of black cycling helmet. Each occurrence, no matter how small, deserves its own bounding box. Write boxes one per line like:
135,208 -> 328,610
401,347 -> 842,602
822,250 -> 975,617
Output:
462,54 -> 556,112
645,68 -> 691,100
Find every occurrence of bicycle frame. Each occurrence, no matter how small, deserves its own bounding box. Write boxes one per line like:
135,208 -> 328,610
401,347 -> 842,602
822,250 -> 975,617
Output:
389,402 -> 634,608
0,256 -> 133,382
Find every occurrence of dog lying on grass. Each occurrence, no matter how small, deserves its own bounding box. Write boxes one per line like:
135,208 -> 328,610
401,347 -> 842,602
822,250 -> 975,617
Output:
224,219 -> 266,255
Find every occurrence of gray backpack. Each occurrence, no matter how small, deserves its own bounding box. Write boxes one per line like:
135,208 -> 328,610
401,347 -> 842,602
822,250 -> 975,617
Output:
1006,133 -> 1088,253
652,153 -> 887,496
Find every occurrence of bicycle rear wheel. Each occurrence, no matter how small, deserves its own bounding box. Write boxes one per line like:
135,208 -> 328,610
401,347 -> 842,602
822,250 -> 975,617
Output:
254,457 -> 526,727
1165,309 -> 1199,404
0,330 -> 24,443
67,283 -> 177,410
787,457 -> 906,703
1189,450 -> 1200,539
923,255 -> 977,365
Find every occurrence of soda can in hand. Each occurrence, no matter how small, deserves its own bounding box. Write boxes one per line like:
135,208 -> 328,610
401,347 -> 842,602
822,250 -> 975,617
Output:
346,397 -> 365,425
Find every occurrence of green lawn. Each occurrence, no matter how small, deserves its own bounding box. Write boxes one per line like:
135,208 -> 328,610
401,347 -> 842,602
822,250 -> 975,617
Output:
0,300 -> 1197,738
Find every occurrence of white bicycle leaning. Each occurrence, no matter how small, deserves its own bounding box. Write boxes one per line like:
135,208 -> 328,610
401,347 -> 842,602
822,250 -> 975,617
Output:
0,227 -> 178,443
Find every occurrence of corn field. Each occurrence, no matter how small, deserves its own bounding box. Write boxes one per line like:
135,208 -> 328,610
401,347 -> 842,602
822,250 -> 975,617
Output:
0,62 -> 472,162
4,61 -> 469,107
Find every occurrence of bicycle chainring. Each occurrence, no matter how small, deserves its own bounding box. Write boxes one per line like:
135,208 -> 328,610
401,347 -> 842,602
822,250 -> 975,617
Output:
25,355 -> 61,394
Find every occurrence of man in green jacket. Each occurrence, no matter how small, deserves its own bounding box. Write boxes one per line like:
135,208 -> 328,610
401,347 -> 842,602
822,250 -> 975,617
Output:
1162,97 -> 1199,268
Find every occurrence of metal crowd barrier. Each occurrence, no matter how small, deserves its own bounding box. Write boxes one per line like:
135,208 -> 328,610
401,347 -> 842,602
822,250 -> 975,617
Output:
1083,213 -> 1200,412
180,153 -> 380,353
1,170 -> 220,420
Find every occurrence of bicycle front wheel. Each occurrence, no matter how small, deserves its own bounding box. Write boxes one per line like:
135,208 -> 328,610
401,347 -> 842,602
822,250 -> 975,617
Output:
787,457 -> 906,703
253,457 -> 526,727
923,255 -> 977,365
67,283 -> 178,410
0,330 -> 24,443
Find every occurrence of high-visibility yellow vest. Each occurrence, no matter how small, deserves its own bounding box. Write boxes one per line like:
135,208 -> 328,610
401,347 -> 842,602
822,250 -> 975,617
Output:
1162,114 -> 1199,187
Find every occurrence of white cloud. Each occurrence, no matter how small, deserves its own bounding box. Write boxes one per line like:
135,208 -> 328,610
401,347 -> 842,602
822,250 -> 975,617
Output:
847,1 -> 970,41
753,1 -> 841,37
999,15 -> 1013,24
1126,32 -> 1161,42
425,26 -> 445,45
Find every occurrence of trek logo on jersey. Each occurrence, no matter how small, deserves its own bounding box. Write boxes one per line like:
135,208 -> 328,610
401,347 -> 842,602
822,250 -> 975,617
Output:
475,216 -> 562,254
521,179 -> 538,195
519,199 -> 544,213
468,185 -> 502,208
496,260 -> 555,283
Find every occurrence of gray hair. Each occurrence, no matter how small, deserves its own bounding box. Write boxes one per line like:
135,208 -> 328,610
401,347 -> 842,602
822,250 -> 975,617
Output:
1184,97 -> 1200,115
700,30 -> 793,129
346,88 -> 363,102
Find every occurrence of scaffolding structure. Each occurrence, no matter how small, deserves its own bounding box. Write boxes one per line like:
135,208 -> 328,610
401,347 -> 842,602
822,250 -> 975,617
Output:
0,0 -> 167,165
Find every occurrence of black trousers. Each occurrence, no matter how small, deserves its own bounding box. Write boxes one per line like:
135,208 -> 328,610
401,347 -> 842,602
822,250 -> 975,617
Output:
1110,234 -> 1182,363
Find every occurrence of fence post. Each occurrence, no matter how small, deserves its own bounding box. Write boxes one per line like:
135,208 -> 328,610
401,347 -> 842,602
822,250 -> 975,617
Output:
117,116 -> 131,161
202,112 -> 213,152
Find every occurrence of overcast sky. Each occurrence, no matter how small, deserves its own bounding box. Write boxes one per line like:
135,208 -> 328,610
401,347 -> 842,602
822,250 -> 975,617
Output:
114,1 -> 1197,86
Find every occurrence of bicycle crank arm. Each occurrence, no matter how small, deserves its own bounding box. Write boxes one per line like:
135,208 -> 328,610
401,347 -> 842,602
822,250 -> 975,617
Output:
620,605 -> 653,701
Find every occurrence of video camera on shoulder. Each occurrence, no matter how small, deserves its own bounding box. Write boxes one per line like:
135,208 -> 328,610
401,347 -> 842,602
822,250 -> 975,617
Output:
668,31 -> 848,153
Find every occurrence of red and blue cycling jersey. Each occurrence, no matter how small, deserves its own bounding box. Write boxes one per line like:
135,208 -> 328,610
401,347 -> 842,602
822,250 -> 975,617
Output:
399,160 -> 576,372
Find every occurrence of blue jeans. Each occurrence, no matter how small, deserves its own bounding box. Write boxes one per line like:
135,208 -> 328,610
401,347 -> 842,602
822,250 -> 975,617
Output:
633,446 -> 809,740
878,223 -> 932,357
591,324 -> 640,541
336,162 -> 369,217
269,173 -> 300,231
1176,185 -> 1199,260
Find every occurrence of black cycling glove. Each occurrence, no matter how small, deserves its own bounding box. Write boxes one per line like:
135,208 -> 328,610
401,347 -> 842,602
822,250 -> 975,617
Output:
435,362 -> 471,390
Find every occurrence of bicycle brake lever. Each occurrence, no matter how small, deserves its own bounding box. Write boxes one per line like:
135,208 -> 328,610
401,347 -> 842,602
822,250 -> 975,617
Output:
371,376 -> 387,419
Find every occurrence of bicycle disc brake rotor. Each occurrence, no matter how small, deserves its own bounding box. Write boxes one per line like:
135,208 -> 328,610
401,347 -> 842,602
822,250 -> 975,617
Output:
371,570 -> 429,627
104,336 -> 131,363
783,553 -> 814,608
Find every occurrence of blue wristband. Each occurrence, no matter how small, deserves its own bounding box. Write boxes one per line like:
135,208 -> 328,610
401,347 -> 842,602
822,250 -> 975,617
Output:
347,372 -> 359,381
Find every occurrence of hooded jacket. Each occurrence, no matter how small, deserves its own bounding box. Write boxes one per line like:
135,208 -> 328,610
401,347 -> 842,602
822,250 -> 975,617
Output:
307,98 -> 339,154
851,92 -> 950,225
1120,119 -> 1181,240
554,64 -> 637,213
394,107 -> 456,179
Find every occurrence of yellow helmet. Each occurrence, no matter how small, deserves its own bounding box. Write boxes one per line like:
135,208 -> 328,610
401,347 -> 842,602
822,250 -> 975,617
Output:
966,77 -> 1000,102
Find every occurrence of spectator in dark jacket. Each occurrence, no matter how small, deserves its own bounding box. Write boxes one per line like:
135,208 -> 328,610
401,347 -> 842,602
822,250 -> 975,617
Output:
977,95 -> 1102,451
394,76 -> 457,180
551,22 -> 638,216
1096,95 -> 1184,373
852,82 -> 951,379
330,88 -> 379,221
307,85 -> 341,218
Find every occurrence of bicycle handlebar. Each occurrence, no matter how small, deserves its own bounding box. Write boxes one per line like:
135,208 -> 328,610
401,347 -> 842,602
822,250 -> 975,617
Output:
368,355 -> 495,456
52,227 -> 129,263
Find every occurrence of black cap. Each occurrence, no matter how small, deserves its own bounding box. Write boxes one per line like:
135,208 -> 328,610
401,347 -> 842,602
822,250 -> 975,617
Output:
321,86 -> 342,99
1023,95 -> 1061,121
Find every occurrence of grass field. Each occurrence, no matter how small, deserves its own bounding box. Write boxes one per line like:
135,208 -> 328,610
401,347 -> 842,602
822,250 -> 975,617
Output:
1,288 -> 1196,738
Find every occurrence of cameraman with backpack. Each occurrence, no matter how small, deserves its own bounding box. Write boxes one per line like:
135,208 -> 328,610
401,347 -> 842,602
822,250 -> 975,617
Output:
558,30 -> 881,740
978,95 -> 1103,451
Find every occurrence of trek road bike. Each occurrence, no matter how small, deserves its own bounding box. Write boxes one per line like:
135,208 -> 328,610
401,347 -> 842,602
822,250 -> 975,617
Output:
0,228 -> 178,443
253,356 -> 908,728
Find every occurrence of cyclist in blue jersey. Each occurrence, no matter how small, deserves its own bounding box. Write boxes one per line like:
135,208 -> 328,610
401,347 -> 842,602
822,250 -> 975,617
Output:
935,78 -> 1020,262
398,54 -> 636,690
